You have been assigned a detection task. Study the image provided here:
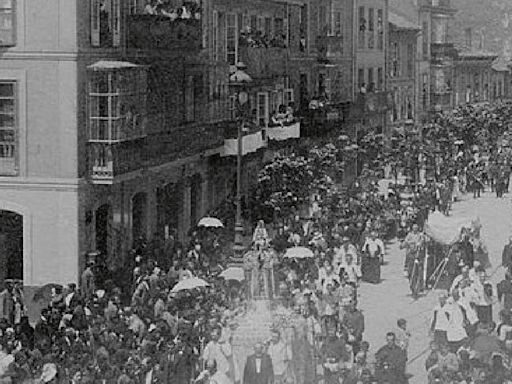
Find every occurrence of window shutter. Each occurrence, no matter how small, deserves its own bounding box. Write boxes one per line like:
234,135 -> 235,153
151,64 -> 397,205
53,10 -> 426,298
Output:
264,93 -> 269,127
91,0 -> 100,47
212,10 -> 218,61
112,0 -> 121,47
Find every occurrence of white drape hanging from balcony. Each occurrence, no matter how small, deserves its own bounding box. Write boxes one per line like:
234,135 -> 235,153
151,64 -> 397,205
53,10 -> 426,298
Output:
266,122 -> 300,141
222,130 -> 266,157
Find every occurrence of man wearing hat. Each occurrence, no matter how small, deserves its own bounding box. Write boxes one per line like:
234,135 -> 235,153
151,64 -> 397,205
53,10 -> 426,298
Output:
80,261 -> 96,301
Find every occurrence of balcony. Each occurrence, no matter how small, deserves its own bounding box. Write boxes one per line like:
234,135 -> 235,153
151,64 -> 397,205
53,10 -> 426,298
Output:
431,92 -> 452,111
431,43 -> 456,61
355,92 -> 392,114
238,45 -> 288,81
89,140 -> 146,183
88,121 -> 228,183
147,121 -> 226,164
317,36 -> 344,62
222,125 -> 266,157
267,121 -> 301,141
127,15 -> 202,51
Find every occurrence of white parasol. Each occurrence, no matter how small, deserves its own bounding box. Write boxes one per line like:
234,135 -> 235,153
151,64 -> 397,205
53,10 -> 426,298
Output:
198,217 -> 224,228
219,267 -> 245,281
171,277 -> 210,293
283,246 -> 314,259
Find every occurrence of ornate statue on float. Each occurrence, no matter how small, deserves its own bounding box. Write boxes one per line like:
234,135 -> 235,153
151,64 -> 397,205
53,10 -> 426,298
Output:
244,220 -> 278,301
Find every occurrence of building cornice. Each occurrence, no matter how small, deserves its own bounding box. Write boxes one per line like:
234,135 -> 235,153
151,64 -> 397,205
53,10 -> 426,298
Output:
0,177 -> 84,192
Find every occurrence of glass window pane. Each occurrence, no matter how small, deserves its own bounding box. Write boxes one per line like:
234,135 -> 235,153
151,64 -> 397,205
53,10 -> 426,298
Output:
0,99 -> 13,113
0,82 -> 13,97
0,113 -> 14,128
0,130 -> 14,142
90,95 -> 110,117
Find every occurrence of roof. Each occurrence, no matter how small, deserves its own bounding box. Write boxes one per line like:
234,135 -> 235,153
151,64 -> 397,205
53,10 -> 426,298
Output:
389,11 -> 420,30
87,60 -> 141,71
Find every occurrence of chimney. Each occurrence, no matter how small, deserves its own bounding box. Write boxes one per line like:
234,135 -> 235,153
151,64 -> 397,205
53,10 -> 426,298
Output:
479,31 -> 485,50
465,28 -> 472,50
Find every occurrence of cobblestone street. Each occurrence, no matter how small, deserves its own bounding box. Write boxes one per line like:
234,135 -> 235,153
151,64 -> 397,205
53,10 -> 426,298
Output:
359,192 -> 512,384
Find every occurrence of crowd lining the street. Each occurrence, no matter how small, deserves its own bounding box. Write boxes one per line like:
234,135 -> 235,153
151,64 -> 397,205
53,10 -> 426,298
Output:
1,103 -> 512,383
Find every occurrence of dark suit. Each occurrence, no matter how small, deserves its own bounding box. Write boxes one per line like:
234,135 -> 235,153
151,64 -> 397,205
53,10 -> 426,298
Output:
243,353 -> 274,384
502,243 -> 512,270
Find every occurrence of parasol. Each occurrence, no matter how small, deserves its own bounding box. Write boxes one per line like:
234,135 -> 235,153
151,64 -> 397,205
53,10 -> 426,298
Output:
171,277 -> 209,293
197,217 -> 224,228
283,246 -> 314,259
338,134 -> 349,141
454,139 -> 464,145
219,267 -> 245,281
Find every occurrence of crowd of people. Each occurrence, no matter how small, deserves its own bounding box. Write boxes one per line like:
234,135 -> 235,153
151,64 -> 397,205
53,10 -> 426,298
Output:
142,0 -> 202,21
0,102 -> 511,383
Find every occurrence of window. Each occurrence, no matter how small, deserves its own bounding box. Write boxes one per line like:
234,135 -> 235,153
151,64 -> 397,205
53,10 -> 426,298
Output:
318,73 -> 326,96
88,66 -> 147,142
212,11 -> 218,61
358,68 -> 364,89
264,17 -> 272,38
0,81 -> 17,175
284,88 -> 294,107
319,6 -> 327,36
91,0 -> 121,48
274,18 -> 284,39
299,5 -> 308,51
368,8 -> 374,49
368,68 -> 374,92
422,21 -> 429,57
392,42 -> 400,77
377,9 -> 383,50
226,13 -> 238,65
332,11 -> 342,37
0,0 -> 15,46
256,92 -> 269,127
358,7 -> 365,48
407,43 -> 414,78
250,15 -> 257,32
184,75 -> 203,123
299,73 -> 308,109
377,67 -> 383,91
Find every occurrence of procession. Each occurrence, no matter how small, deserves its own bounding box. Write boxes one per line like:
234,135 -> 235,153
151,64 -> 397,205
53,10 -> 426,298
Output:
0,97 -> 510,384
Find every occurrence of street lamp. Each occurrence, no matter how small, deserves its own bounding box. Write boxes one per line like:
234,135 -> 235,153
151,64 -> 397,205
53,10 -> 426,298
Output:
229,62 -> 253,263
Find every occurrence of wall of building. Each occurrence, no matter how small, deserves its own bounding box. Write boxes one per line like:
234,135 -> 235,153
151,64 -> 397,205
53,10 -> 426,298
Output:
0,181 -> 81,286
388,27 -> 417,125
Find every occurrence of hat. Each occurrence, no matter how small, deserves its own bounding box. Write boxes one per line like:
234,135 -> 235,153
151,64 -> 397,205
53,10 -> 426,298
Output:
342,236 -> 350,241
